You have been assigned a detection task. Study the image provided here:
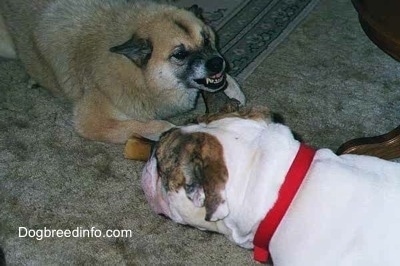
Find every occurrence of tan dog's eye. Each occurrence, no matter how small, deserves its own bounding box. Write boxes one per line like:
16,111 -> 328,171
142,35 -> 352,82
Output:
204,36 -> 210,47
171,46 -> 189,61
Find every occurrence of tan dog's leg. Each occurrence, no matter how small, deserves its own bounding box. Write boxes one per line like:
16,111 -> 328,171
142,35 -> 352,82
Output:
77,118 -> 174,143
73,97 -> 174,143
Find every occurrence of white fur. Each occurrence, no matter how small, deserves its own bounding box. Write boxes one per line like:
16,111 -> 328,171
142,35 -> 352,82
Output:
223,75 -> 246,105
182,119 -> 301,247
143,117 -> 400,265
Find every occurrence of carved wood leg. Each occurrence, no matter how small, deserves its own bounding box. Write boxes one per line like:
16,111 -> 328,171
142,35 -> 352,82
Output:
341,0 -> 400,161
336,126 -> 400,160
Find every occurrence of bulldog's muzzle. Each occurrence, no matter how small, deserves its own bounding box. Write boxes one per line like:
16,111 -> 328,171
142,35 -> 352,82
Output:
141,157 -> 171,218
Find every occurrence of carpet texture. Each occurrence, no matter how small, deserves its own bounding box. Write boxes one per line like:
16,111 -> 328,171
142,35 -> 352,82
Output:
1,0 -> 400,265
176,0 -> 320,80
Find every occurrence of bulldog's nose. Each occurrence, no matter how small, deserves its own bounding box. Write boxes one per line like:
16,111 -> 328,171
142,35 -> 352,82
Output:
205,56 -> 224,74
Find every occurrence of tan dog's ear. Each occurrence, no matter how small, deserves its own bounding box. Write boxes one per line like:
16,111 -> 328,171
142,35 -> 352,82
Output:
186,5 -> 205,21
183,133 -> 229,221
110,35 -> 153,67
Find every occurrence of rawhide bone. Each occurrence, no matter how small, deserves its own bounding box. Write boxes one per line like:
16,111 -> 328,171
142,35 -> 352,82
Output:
124,135 -> 154,161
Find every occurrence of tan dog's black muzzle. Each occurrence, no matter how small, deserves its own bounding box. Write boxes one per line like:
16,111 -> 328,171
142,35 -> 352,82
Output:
194,56 -> 227,90
206,57 -> 224,75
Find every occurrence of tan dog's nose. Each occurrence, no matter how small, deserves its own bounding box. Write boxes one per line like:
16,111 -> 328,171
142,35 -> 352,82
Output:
206,56 -> 224,74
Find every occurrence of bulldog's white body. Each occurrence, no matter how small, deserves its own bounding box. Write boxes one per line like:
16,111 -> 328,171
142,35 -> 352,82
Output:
142,115 -> 400,266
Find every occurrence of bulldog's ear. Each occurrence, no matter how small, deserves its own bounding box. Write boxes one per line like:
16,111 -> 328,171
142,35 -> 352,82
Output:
196,105 -> 271,124
184,134 -> 229,221
110,35 -> 153,67
237,106 -> 272,123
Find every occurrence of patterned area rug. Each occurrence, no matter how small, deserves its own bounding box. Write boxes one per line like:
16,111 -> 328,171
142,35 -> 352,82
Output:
175,0 -> 320,81
0,0 -> 322,265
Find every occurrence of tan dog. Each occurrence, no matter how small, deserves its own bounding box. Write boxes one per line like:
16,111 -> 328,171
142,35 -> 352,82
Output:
0,0 -> 245,143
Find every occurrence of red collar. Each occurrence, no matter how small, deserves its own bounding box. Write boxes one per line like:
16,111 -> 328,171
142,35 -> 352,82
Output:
253,144 -> 316,263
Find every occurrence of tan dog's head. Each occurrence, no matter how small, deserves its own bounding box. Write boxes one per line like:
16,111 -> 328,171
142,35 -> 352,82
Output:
141,107 -> 271,231
109,4 -> 228,93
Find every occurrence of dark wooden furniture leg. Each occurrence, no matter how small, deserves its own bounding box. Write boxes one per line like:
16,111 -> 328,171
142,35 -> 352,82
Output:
337,126 -> 400,160
336,0 -> 400,160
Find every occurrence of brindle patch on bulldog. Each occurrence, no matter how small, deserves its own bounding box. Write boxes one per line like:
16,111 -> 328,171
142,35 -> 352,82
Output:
155,128 -> 228,221
196,106 -> 271,125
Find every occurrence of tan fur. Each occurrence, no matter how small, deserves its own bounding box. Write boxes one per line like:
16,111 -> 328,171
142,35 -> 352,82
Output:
0,0 -> 244,143
124,106 -> 269,161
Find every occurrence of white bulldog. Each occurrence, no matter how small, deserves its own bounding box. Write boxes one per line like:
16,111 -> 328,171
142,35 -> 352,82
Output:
141,106 -> 400,266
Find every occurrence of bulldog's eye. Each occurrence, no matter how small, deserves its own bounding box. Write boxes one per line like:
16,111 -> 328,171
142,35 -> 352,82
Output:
185,183 -> 196,194
171,50 -> 189,60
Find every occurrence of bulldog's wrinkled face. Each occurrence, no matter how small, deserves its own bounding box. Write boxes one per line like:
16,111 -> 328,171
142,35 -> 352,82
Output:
141,107 -> 271,231
141,129 -> 229,232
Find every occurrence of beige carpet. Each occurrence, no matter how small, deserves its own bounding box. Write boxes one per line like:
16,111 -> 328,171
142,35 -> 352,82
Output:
243,0 -> 399,152
1,0 -> 399,265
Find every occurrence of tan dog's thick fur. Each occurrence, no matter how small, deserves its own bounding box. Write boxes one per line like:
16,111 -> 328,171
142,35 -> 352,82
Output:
0,0 -> 245,143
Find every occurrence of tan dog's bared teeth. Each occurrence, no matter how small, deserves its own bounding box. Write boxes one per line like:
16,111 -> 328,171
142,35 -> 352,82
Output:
205,75 -> 224,86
